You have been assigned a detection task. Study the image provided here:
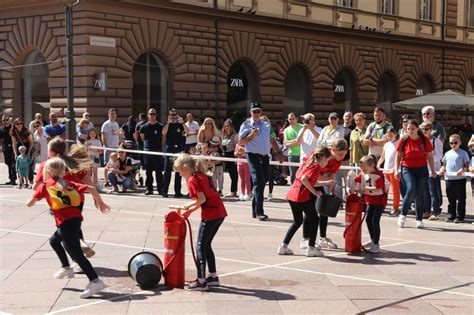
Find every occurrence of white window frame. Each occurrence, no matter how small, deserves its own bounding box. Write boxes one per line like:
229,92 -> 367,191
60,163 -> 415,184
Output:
381,0 -> 395,15
420,0 -> 432,21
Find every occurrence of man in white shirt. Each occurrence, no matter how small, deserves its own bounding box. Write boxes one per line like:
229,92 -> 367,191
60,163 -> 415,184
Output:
101,108 -> 121,163
363,107 -> 392,159
183,113 -> 200,153
294,113 -> 322,162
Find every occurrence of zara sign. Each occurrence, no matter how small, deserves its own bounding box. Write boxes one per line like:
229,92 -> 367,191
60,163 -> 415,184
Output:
230,78 -> 244,87
93,72 -> 107,91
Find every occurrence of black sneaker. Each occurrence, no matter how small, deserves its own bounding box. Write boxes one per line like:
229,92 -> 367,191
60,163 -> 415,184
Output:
445,218 -> 454,222
162,193 -> 168,198
257,215 -> 268,221
144,191 -> 153,195
206,276 -> 220,286
454,218 -> 464,224
175,193 -> 184,198
184,279 -> 208,291
138,177 -> 144,187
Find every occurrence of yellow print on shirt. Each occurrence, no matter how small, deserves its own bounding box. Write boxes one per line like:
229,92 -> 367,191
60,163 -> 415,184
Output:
46,185 -> 81,211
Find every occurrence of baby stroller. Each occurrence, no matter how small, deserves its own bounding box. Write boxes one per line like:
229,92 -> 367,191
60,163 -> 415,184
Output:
273,168 -> 288,186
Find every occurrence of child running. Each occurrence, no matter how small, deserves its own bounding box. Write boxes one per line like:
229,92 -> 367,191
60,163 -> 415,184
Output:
26,158 -> 109,298
174,154 -> 227,291
278,146 -> 334,257
351,155 -> 388,253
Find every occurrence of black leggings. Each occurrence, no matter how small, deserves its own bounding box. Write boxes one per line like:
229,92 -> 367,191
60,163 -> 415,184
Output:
365,205 -> 384,245
196,217 -> 224,279
303,187 -> 328,238
284,199 -> 319,247
50,218 -> 98,281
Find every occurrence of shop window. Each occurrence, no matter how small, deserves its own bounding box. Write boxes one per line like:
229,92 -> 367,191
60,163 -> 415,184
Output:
381,0 -> 395,14
416,74 -> 435,96
377,72 -> 398,119
420,0 -> 432,20
283,65 -> 311,119
22,50 -> 50,123
333,69 -> 358,112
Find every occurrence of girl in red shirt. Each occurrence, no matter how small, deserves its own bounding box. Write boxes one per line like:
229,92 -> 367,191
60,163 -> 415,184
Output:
174,154 -> 228,291
351,155 -> 387,253
26,158 -> 108,299
394,120 -> 436,229
278,146 -> 334,257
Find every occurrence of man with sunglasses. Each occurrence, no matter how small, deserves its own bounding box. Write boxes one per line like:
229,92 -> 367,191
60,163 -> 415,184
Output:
421,106 -> 446,143
44,112 -> 66,142
0,114 -> 16,185
139,108 -> 164,195
162,108 -> 185,198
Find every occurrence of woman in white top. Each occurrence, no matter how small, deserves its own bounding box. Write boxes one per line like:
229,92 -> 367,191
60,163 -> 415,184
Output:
33,122 -> 48,163
377,126 -> 400,216
294,113 -> 322,163
420,121 -> 443,220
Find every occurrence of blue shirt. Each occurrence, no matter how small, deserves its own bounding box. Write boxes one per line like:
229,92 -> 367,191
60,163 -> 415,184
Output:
239,118 -> 271,155
45,124 -> 65,138
442,149 -> 470,180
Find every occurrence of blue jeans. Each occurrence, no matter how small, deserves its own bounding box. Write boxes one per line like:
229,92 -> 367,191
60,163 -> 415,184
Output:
247,153 -> 269,218
423,176 -> 441,215
401,166 -> 429,221
108,172 -> 132,189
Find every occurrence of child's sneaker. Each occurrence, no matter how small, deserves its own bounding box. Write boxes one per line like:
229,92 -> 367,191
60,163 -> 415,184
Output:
206,276 -> 220,286
319,237 -> 338,249
299,239 -> 308,249
184,279 -> 208,291
416,220 -> 424,229
54,267 -> 74,279
306,245 -> 323,257
429,214 -> 439,221
239,194 -> 244,201
243,195 -> 250,201
389,209 -> 400,216
71,262 -> 83,273
368,244 -> 380,253
277,244 -> 294,255
398,215 -> 406,228
17,184 -> 22,189
79,278 -> 107,298
362,240 -> 373,247
267,193 -> 273,201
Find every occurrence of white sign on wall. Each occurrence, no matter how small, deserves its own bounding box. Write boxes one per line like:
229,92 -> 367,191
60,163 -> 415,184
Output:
335,85 -> 345,93
416,89 -> 424,96
230,78 -> 244,87
90,36 -> 116,48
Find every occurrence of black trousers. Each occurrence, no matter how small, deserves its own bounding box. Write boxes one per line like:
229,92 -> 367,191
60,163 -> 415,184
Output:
365,204 -> 384,244
303,186 -> 329,238
50,218 -> 98,281
196,217 -> 224,279
224,151 -> 238,193
446,179 -> 467,220
144,153 -> 163,193
163,150 -> 182,195
284,198 -> 318,247
3,149 -> 16,182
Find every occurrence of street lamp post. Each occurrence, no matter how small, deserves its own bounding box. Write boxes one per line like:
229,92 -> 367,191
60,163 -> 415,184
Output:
61,0 -> 80,141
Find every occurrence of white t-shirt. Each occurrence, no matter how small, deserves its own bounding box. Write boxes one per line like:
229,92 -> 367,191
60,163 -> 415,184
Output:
101,120 -> 120,148
298,125 -> 323,162
382,140 -> 398,173
430,137 -> 443,172
34,129 -> 48,162
185,121 -> 200,144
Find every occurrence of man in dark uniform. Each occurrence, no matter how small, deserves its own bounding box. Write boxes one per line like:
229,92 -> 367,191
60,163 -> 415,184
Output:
134,112 -> 147,186
139,108 -> 164,195
162,108 -> 186,198
1,114 -> 16,185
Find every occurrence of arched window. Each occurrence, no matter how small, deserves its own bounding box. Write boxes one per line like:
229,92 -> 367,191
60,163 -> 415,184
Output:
226,60 -> 259,130
466,77 -> 474,95
416,74 -> 435,96
132,52 -> 169,121
333,69 -> 358,112
22,50 -> 50,122
283,65 -> 311,118
377,72 -> 398,119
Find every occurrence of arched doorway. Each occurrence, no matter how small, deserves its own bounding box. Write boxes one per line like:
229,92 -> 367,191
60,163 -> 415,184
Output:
333,69 -> 358,112
416,74 -> 435,96
226,60 -> 259,130
466,77 -> 474,95
377,72 -> 399,120
132,52 -> 169,121
283,65 -> 311,118
21,50 -> 50,122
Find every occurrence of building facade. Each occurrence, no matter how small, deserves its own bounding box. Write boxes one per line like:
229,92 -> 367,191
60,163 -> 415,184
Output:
1,0 -> 474,127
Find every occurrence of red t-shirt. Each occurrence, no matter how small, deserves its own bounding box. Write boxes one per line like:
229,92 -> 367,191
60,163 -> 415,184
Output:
354,169 -> 387,206
320,158 -> 343,175
33,179 -> 88,227
187,172 -> 228,221
286,161 -> 322,203
35,162 -> 88,183
396,136 -> 433,168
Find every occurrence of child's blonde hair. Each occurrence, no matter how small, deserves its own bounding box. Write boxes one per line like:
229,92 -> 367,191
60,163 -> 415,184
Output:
110,152 -> 119,160
449,134 -> 461,142
305,146 -> 331,167
43,157 -> 67,190
48,138 -> 92,173
173,153 -> 206,174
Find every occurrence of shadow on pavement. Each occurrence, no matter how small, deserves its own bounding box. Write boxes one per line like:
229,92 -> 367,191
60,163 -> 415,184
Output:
95,267 -> 129,278
326,250 -> 456,265
209,285 -> 295,300
62,287 -> 161,301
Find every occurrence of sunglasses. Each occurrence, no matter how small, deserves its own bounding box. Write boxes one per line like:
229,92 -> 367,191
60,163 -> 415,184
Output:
2,119 -> 9,122
330,117 -> 338,120
421,128 -> 432,131
449,141 -> 459,145
251,110 -> 262,114
148,113 -> 157,116
422,112 -> 432,116
34,125 -> 40,128
402,120 -> 408,123
15,123 -> 23,125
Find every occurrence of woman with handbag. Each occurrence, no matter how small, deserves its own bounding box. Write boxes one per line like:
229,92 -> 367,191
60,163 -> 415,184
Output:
10,118 -> 35,185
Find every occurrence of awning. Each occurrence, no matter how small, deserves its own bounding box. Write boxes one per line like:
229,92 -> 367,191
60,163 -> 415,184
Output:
392,90 -> 474,111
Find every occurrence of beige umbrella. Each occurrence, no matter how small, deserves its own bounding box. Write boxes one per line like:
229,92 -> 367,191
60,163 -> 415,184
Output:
393,90 -> 474,111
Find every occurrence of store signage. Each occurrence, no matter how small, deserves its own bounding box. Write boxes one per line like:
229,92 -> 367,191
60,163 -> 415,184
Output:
334,85 -> 345,93
90,36 -> 116,48
93,72 -> 107,91
230,78 -> 244,87
416,89 -> 424,96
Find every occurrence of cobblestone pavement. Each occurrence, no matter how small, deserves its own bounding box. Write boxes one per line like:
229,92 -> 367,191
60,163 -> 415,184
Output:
1,165 -> 473,314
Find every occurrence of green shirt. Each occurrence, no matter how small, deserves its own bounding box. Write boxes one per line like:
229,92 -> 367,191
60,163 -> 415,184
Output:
350,127 -> 369,164
284,124 -> 303,156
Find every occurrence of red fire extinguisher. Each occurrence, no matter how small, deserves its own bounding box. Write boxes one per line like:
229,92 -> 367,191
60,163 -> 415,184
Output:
343,194 -> 366,253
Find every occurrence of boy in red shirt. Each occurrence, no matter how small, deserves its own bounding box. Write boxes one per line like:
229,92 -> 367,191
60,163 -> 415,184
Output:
26,158 -> 109,298
174,154 -> 228,291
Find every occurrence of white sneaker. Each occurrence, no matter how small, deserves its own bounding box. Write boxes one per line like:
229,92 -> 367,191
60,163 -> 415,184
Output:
362,240 -> 373,247
300,239 -> 308,249
398,215 -> 406,228
416,220 -> 425,229
53,267 -> 74,279
277,244 -> 294,255
239,194 -> 244,201
267,193 -> 273,201
243,195 -> 250,201
71,262 -> 83,273
79,279 -> 107,299
319,237 -> 338,249
306,245 -> 324,257
368,244 -> 380,253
